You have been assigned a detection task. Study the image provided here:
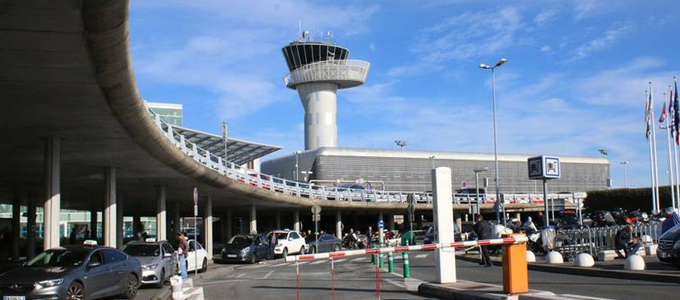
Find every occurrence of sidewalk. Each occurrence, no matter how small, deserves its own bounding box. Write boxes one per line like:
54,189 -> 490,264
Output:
458,252 -> 680,284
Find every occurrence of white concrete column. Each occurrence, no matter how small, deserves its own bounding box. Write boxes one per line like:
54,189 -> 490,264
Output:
27,197 -> 37,259
378,211 -> 384,221
116,194 -> 123,248
104,167 -> 117,248
226,210 -> 233,241
173,202 -> 181,236
156,185 -> 167,241
433,167 -> 456,283
44,137 -> 61,250
204,196 -> 213,260
249,205 -> 257,233
275,211 -> 281,229
12,194 -> 21,259
297,82 -> 339,150
293,210 -> 300,232
515,212 -> 521,222
335,211 -> 342,239
387,214 -> 395,232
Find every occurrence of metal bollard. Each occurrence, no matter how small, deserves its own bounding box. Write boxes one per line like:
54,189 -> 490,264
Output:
388,252 -> 395,273
371,243 -> 376,265
402,251 -> 411,278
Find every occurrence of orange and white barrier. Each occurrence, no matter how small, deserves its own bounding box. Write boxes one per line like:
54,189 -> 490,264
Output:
285,235 -> 528,262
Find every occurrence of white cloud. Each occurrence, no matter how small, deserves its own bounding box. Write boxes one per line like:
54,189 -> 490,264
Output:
540,45 -> 552,52
569,23 -> 633,61
535,8 -> 559,26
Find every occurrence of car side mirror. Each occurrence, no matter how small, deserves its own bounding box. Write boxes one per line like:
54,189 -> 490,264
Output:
87,261 -> 101,269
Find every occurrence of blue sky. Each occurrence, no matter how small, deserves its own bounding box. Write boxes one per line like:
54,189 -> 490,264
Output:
128,0 -> 680,188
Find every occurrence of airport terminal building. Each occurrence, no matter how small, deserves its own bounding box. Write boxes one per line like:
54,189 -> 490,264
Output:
261,147 -> 610,194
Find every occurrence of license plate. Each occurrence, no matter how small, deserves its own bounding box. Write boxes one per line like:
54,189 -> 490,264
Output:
3,296 -> 26,300
227,254 -> 237,258
659,252 -> 667,258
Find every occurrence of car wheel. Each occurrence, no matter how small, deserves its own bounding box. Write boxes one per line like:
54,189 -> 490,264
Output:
282,248 -> 288,257
122,273 -> 139,299
65,282 -> 85,300
250,253 -> 257,264
201,258 -> 208,272
333,244 -> 340,252
156,269 -> 165,288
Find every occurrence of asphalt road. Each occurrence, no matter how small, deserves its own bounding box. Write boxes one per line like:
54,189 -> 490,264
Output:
196,258 -> 437,300
402,251 -> 679,300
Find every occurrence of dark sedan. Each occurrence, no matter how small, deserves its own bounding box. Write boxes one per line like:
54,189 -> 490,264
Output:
305,234 -> 342,254
0,245 -> 141,300
657,224 -> 680,266
221,234 -> 270,263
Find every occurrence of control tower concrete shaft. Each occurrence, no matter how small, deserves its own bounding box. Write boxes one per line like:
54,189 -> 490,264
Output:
282,35 -> 370,150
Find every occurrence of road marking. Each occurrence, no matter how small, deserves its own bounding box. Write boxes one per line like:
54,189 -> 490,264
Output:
235,273 -> 247,278
351,257 -> 366,262
290,261 -> 309,266
200,279 -> 248,285
310,260 -> 326,265
261,270 -> 274,280
385,278 -> 405,288
271,263 -> 289,267
415,254 -> 427,259
333,258 -> 347,263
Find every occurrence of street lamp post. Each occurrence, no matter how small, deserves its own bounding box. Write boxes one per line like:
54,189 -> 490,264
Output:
479,58 -> 507,225
294,151 -> 301,181
620,161 -> 629,188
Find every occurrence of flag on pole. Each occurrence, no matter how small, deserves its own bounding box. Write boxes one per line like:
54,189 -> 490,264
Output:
659,102 -> 668,123
671,78 -> 680,145
646,95 -> 651,140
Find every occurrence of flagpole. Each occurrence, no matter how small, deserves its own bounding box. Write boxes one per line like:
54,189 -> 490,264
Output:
663,95 -> 676,209
675,76 -> 680,210
650,83 -> 661,212
647,90 -> 658,213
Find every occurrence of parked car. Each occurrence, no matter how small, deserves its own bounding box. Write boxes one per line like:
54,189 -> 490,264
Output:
0,245 -> 141,300
170,239 -> 209,273
305,233 -> 342,253
424,224 -> 462,244
270,230 -> 305,257
221,234 -> 270,263
657,224 -> 680,267
122,241 -> 177,287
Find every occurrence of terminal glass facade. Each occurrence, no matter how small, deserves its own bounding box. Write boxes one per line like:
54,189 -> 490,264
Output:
147,102 -> 183,126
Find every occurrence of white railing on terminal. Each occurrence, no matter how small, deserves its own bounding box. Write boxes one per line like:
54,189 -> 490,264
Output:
145,107 -> 585,205
284,59 -> 370,88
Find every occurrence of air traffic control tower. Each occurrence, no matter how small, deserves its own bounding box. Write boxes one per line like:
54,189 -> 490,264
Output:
282,32 -> 370,150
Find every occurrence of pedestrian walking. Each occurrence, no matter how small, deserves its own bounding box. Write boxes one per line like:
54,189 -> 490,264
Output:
268,231 -> 278,260
177,232 -> 189,279
473,214 -> 493,267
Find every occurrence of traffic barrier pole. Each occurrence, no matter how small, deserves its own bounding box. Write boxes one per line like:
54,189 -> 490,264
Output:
295,260 -> 300,300
388,252 -> 395,273
502,234 -> 529,295
402,251 -> 411,278
331,258 -> 335,300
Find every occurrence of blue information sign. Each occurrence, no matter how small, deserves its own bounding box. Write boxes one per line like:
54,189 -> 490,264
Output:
377,220 -> 385,229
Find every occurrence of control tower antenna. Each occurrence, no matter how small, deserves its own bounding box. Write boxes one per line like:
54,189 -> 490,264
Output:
282,32 -> 370,150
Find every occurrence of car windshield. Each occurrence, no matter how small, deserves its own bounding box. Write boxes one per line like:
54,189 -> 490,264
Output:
122,244 -> 160,257
228,235 -> 253,245
26,249 -> 89,267
275,233 -> 288,240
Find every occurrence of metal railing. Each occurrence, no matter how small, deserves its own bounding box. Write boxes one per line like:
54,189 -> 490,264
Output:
284,59 -> 370,88
145,106 -> 586,205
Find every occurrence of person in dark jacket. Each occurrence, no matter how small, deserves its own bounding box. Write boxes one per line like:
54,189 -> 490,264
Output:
268,231 -> 278,259
615,225 -> 640,258
473,214 -> 493,267
177,232 -> 189,279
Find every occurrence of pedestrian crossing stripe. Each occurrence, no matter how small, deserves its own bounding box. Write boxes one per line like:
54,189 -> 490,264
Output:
310,260 -> 326,265
350,257 -> 367,262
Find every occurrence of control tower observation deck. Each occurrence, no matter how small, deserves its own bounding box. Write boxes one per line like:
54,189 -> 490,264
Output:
282,33 -> 370,150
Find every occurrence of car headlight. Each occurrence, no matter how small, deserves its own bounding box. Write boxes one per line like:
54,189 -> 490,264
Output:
142,264 -> 158,271
674,240 -> 680,249
36,279 -> 63,288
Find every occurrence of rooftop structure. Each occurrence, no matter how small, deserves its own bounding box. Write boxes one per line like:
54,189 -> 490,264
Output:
282,31 -> 370,150
147,101 -> 183,126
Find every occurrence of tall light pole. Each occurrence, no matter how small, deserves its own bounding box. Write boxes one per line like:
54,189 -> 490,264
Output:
620,161 -> 629,188
294,151 -> 301,181
479,58 -> 507,225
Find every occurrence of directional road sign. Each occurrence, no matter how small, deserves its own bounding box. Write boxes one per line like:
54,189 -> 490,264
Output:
377,220 -> 385,230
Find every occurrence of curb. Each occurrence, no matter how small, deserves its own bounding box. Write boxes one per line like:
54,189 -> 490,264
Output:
457,255 -> 680,284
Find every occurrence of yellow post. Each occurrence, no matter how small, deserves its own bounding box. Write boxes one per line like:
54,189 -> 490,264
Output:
502,234 -> 529,295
